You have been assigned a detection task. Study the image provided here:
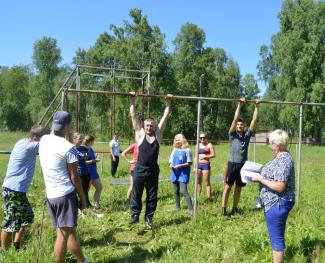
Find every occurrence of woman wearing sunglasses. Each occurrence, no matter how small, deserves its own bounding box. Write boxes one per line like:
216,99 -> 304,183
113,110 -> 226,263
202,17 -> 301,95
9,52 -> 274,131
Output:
194,132 -> 215,201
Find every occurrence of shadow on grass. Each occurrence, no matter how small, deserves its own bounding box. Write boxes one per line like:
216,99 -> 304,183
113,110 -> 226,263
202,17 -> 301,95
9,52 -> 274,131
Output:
156,215 -> 191,229
80,230 -> 116,247
286,236 -> 325,262
107,243 -> 180,263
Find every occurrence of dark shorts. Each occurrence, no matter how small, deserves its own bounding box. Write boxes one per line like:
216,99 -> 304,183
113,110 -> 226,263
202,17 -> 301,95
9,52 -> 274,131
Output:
47,190 -> 78,228
198,163 -> 210,171
2,187 -> 34,232
90,172 -> 100,181
225,162 -> 246,187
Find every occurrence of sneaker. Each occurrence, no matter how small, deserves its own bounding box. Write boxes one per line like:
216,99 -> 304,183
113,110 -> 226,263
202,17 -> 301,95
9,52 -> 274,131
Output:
145,217 -> 153,229
222,207 -> 228,217
231,207 -> 240,216
129,215 -> 139,224
13,241 -> 21,251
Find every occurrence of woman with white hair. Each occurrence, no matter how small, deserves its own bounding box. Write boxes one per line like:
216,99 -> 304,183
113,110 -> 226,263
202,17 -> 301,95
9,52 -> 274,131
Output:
252,129 -> 295,263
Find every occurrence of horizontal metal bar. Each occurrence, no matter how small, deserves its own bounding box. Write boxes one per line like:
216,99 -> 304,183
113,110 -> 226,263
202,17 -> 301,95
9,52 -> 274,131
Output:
65,89 -> 325,106
76,64 -> 150,74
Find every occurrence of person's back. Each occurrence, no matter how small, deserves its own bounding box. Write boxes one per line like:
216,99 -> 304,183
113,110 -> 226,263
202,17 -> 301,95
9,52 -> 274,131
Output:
3,139 -> 39,192
39,134 -> 76,198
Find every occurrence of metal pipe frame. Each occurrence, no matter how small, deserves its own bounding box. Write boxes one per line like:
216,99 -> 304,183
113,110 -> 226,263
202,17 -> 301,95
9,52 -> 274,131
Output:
76,64 -> 150,74
193,100 -> 202,218
38,67 -> 76,125
63,89 -> 325,106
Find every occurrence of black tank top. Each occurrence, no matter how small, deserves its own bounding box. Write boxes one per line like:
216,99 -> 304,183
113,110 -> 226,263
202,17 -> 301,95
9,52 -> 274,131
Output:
137,135 -> 159,168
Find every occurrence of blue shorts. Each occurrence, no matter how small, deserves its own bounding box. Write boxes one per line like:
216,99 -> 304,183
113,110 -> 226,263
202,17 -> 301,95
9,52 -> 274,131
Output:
90,172 -> 100,181
264,199 -> 294,251
198,163 -> 210,171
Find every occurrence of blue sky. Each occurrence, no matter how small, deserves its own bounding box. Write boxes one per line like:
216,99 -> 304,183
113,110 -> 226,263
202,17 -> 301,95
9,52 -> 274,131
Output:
0,0 -> 282,94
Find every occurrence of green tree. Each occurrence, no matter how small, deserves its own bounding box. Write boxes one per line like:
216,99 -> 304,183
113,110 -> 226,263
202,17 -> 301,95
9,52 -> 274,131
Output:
0,66 -> 32,130
258,0 -> 325,141
32,37 -> 62,108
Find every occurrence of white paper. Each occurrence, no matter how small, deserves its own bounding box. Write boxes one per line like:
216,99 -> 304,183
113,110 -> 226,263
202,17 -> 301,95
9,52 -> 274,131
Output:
240,161 -> 262,184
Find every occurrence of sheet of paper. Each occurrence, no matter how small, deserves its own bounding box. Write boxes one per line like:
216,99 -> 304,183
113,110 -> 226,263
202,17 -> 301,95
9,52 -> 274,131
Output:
240,161 -> 263,184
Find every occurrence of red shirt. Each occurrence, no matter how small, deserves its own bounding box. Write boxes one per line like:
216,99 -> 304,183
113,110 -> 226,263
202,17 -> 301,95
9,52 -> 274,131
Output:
129,144 -> 139,172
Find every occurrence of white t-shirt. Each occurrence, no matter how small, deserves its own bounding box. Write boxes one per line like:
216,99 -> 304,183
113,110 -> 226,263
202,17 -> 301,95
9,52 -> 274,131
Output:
39,134 -> 78,199
109,139 -> 121,156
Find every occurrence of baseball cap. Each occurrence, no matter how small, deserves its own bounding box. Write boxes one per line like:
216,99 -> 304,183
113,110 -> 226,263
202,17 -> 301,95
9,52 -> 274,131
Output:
51,111 -> 72,131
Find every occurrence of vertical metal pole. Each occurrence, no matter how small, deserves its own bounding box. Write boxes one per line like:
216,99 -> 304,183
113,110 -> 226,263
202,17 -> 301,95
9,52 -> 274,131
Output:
193,99 -> 202,218
112,67 -> 116,136
61,88 -> 65,110
76,66 -> 80,132
147,71 -> 151,117
253,135 -> 256,162
297,104 -> 303,208
141,78 -> 145,118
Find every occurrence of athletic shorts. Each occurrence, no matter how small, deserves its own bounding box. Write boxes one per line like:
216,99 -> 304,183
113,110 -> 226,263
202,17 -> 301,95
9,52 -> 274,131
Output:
225,161 -> 246,187
47,190 -> 78,228
2,187 -> 34,232
198,163 -> 210,171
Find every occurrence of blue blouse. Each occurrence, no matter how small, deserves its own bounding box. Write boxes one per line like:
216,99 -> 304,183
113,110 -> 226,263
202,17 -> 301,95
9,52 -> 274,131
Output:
87,146 -> 99,178
259,151 -> 295,212
169,148 -> 192,184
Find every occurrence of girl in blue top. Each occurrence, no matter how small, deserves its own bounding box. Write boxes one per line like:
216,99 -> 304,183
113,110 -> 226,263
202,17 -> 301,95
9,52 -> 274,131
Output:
83,135 -> 102,209
169,134 -> 193,215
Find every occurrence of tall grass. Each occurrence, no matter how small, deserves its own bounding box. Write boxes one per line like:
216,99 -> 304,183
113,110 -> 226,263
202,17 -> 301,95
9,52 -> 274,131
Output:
0,132 -> 324,262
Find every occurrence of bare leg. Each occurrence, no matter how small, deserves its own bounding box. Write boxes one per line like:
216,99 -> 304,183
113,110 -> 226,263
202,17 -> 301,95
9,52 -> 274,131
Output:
197,171 -> 203,196
1,230 -> 13,250
127,175 -> 133,201
91,179 -> 103,207
202,170 -> 211,199
55,228 -> 69,263
273,250 -> 284,263
221,184 -> 232,208
233,185 -> 242,209
14,226 -> 26,243
67,228 -> 86,263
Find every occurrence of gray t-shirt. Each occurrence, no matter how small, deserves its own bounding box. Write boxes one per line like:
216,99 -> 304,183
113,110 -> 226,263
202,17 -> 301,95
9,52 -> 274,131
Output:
228,129 -> 253,164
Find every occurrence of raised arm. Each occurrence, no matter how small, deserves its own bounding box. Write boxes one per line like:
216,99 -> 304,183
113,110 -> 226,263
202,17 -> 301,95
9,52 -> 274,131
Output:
121,145 -> 133,163
249,100 -> 260,132
158,94 -> 173,133
229,98 -> 246,133
129,92 -> 142,132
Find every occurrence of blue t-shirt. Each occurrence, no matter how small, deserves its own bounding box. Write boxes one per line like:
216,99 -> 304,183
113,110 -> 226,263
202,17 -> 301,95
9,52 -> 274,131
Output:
87,147 -> 99,178
2,139 -> 39,192
76,145 -> 89,176
169,148 -> 192,184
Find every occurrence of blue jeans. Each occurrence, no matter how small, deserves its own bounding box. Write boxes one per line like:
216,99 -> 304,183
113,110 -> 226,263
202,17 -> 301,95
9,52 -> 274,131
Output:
264,199 -> 294,251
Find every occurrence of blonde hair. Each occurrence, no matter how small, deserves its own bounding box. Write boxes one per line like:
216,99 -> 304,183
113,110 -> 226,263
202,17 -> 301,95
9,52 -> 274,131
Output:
173,134 -> 189,149
268,129 -> 289,151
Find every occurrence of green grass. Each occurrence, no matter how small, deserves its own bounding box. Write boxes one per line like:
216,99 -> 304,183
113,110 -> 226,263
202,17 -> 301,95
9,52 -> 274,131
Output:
0,132 -> 324,262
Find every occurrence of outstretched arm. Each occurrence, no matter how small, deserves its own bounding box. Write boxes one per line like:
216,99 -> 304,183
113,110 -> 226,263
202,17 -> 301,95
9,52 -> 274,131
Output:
158,94 -> 173,133
229,98 -> 246,133
249,100 -> 260,132
129,92 -> 142,132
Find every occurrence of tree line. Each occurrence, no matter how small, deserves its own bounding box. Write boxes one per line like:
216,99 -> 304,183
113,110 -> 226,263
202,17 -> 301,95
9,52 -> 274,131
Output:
0,0 -> 324,142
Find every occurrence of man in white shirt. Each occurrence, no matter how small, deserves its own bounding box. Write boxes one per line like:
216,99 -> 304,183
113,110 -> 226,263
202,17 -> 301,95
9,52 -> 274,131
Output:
109,133 -> 121,178
39,111 -> 89,263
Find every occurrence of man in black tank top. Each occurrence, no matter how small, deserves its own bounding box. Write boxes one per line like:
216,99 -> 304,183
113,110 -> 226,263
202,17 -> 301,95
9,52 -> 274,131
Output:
129,92 -> 172,228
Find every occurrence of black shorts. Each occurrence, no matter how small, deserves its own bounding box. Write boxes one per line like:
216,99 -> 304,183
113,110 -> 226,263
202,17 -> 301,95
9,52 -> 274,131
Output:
225,162 -> 246,187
